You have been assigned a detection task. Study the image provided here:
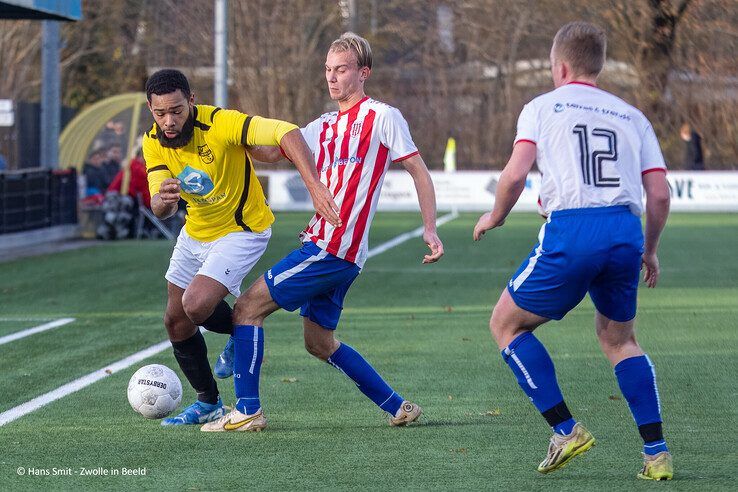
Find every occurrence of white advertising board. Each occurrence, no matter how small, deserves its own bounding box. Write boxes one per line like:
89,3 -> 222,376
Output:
0,99 -> 14,127
665,171 -> 738,211
260,170 -> 738,213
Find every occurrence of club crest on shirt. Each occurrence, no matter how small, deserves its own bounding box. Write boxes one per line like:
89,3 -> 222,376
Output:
197,144 -> 214,164
350,122 -> 362,138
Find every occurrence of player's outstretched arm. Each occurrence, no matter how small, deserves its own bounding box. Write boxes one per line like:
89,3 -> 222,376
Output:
402,154 -> 444,264
151,178 -> 181,220
641,171 -> 670,288
246,145 -> 282,163
279,129 -> 342,228
473,141 -> 536,241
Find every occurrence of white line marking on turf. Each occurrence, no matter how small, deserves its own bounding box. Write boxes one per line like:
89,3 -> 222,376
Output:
0,339 -> 172,426
367,210 -> 458,258
0,212 -> 459,426
0,318 -> 75,346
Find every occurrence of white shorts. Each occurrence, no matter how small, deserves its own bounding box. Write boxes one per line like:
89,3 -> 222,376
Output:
165,228 -> 271,297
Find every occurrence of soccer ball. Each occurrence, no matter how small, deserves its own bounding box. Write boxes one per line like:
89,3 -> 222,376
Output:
127,364 -> 182,419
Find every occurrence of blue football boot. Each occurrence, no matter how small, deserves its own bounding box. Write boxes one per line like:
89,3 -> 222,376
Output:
161,397 -> 226,426
214,336 -> 235,379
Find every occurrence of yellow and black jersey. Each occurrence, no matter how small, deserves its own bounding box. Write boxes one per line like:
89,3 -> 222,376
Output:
143,104 -> 297,242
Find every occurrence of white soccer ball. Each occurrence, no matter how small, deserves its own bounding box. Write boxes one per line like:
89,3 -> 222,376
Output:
127,364 -> 182,419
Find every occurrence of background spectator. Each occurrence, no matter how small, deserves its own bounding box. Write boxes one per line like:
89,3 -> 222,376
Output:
102,143 -> 123,178
82,145 -> 112,198
680,123 -> 705,170
98,146 -> 157,240
107,148 -> 151,209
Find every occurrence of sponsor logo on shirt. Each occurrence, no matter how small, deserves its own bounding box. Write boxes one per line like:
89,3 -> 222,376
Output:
177,166 -> 215,196
191,193 -> 226,205
332,156 -> 363,168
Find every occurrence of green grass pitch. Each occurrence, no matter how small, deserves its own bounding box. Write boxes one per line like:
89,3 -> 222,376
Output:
0,212 -> 736,490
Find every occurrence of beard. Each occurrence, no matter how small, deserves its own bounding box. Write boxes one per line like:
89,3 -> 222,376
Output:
157,110 -> 195,149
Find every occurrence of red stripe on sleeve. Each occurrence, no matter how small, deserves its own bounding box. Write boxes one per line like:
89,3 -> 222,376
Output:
514,139 -> 536,147
392,150 -> 419,163
641,168 -> 667,176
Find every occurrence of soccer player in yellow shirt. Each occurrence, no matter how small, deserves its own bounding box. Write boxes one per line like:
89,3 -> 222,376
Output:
142,69 -> 340,425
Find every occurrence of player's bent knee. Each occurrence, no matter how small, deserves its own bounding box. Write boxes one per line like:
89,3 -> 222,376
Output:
233,298 -> 260,326
180,288 -> 217,325
599,332 -> 639,353
233,278 -> 275,326
181,298 -> 211,326
304,340 -> 325,360
163,312 -> 196,341
304,339 -> 336,361
490,306 -> 513,345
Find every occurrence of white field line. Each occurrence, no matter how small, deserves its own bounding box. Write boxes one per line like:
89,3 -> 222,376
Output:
367,210 -> 458,259
0,212 -> 459,426
0,340 -> 172,426
0,318 -> 75,346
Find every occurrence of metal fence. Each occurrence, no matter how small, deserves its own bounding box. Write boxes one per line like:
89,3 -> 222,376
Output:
0,168 -> 78,234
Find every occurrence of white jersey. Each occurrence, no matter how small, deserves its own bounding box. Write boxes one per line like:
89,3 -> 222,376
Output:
515,82 -> 666,216
299,97 -> 419,268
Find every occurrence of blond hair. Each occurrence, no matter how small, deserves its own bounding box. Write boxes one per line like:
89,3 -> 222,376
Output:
552,21 -> 607,77
329,32 -> 372,69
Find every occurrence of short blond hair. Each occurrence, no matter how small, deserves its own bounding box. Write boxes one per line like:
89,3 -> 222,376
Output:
552,21 -> 607,77
329,32 -> 372,69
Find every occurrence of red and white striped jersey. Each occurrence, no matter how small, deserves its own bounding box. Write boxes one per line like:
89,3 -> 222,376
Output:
299,96 -> 418,268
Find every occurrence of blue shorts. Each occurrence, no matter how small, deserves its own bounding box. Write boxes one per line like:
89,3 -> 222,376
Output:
508,205 -> 644,322
265,241 -> 360,329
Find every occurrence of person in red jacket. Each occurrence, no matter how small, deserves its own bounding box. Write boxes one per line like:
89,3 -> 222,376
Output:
107,155 -> 151,208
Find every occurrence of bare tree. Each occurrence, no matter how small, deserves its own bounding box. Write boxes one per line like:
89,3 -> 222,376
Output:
228,0 -> 341,122
2,0 -> 735,169
0,21 -> 42,101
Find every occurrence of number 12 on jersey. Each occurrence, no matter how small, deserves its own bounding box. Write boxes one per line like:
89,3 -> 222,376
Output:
572,124 -> 620,188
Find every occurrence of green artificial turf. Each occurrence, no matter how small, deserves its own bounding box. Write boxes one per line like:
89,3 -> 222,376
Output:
0,212 -> 736,490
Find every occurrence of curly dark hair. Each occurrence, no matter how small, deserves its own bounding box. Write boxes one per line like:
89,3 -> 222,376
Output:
145,69 -> 191,102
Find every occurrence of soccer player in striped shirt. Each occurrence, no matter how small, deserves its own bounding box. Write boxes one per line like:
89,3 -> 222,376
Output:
472,22 -> 672,479
202,32 -> 444,432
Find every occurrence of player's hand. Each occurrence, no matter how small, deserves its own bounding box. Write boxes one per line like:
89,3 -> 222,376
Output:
308,182 -> 342,228
641,252 -> 660,288
473,212 -> 504,241
422,230 -> 444,264
158,178 -> 181,204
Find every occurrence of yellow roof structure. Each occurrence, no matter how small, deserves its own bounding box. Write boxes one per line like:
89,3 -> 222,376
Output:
59,92 -> 147,171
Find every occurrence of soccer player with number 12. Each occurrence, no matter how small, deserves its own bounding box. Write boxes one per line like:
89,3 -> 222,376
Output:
473,22 -> 672,480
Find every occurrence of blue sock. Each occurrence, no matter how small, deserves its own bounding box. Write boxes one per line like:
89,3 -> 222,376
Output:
233,324 -> 264,415
644,439 -> 669,455
553,418 -> 576,436
615,354 -> 668,455
502,331 -> 576,435
327,343 -> 404,415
